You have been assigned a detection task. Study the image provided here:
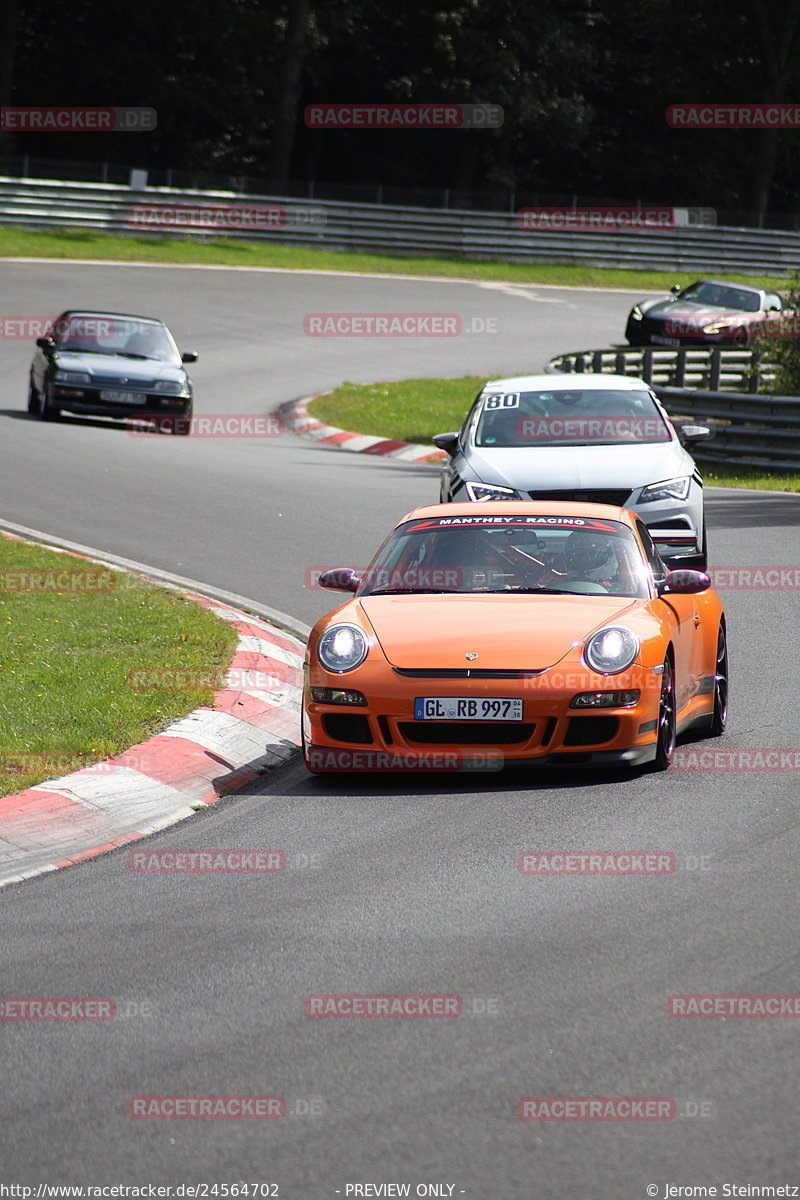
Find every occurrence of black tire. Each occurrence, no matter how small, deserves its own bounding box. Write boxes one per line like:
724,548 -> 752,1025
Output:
651,656 -> 677,771
709,620 -> 728,737
172,403 -> 193,436
696,516 -> 708,570
27,379 -> 40,414
39,384 -> 59,422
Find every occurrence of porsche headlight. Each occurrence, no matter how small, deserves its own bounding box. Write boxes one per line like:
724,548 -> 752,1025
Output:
318,624 -> 369,673
584,627 -> 640,674
54,371 -> 91,384
465,482 -> 520,502
630,306 -> 644,321
702,320 -> 734,334
639,476 -> 691,503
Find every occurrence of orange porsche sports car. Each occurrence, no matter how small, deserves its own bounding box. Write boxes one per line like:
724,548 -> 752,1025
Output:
302,502 -> 728,773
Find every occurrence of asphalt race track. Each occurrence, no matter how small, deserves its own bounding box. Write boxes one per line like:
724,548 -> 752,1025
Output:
2,261 -> 800,1198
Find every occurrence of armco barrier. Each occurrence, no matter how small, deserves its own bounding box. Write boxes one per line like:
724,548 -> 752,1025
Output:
1,175 -> 800,274
546,345 -> 775,393
547,346 -> 799,470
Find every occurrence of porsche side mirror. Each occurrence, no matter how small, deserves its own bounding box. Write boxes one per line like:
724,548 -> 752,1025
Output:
678,424 -> 712,444
658,569 -> 711,595
181,351 -> 199,363
318,568 -> 362,592
36,337 -> 54,349
433,431 -> 459,455
670,284 -> 681,295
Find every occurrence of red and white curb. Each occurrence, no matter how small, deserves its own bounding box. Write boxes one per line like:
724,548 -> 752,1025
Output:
0,542 -> 304,889
285,395 -> 446,463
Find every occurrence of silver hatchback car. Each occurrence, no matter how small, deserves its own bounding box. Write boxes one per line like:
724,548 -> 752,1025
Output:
435,373 -> 710,567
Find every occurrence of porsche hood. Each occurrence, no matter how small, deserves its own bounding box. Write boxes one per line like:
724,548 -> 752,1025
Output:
357,593 -> 637,670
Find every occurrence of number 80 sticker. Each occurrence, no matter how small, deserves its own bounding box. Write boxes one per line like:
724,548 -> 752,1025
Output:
484,392 -> 520,409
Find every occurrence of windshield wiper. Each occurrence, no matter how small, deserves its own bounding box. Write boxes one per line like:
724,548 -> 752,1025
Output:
480,586 -> 580,594
366,587 -> 463,596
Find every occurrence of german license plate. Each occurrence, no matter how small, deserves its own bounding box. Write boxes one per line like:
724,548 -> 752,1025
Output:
414,696 -> 523,721
651,335 -> 680,346
99,389 -> 141,404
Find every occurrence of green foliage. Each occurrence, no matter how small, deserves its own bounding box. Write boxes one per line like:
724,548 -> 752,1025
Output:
753,272 -> 800,395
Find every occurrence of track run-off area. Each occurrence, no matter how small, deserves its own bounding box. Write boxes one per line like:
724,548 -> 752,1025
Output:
1,259 -> 799,1197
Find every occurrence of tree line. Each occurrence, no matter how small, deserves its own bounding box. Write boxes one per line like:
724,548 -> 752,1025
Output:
2,0 -> 800,220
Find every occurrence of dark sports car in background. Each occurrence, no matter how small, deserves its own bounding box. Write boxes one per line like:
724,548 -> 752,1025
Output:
625,279 -> 784,346
27,311 -> 197,432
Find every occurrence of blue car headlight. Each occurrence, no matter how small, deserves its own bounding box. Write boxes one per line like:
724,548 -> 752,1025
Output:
153,380 -> 188,394
54,371 -> 91,384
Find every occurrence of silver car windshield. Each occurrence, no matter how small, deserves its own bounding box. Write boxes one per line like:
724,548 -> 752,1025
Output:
474,388 -> 671,448
359,515 -> 650,598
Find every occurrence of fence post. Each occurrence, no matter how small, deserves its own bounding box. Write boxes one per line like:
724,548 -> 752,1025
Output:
674,349 -> 686,389
709,348 -> 721,391
642,348 -> 653,384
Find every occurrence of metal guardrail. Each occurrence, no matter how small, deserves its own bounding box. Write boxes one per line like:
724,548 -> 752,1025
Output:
547,345 -> 775,393
547,346 -> 798,470
2,176 -> 800,274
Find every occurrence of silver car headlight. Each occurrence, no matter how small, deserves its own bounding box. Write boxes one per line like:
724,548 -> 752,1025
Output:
584,627 -> 640,674
54,371 -> 91,384
639,476 -> 691,503
630,306 -> 644,321
153,380 -> 188,394
465,482 -> 520,502
702,320 -> 735,334
318,624 -> 369,673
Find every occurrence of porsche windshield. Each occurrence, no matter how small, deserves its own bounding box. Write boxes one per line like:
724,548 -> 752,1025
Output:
53,315 -> 180,363
359,516 -> 650,598
473,388 -> 671,447
677,283 -> 761,311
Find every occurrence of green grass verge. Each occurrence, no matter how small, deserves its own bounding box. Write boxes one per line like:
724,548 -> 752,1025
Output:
308,377 -> 800,491
0,534 -> 239,796
699,467 -> 800,491
310,376 -> 488,443
0,225 -> 790,292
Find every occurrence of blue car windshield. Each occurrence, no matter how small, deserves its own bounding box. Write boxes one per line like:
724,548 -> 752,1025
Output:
53,315 -> 180,363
